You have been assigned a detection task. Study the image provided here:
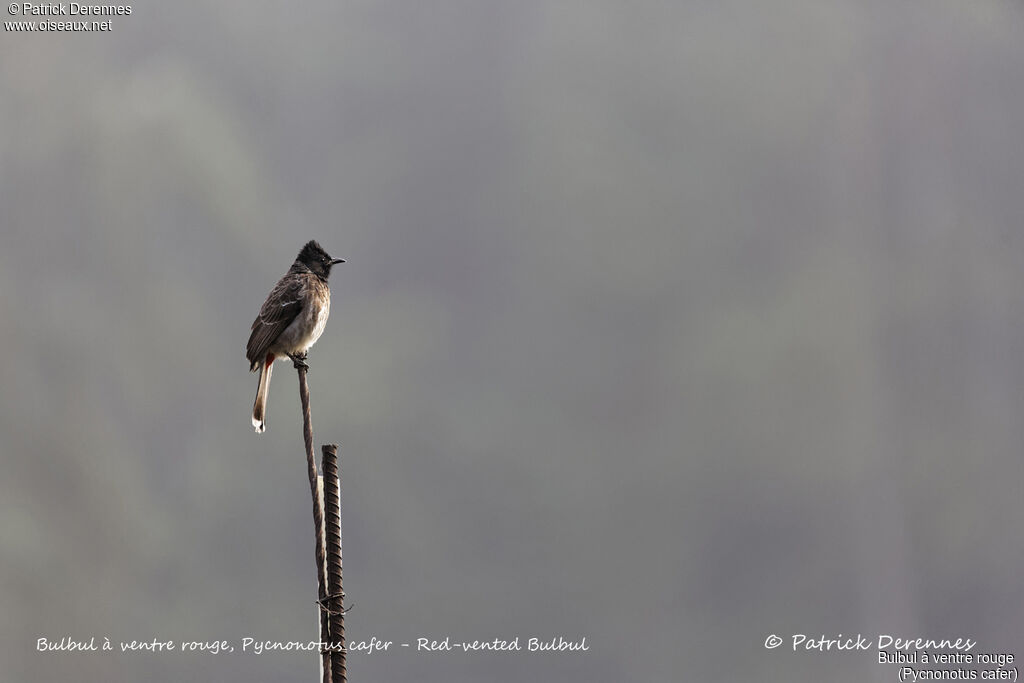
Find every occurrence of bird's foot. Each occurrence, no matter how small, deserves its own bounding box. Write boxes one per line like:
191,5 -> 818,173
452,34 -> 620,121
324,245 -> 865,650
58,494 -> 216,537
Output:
288,352 -> 309,370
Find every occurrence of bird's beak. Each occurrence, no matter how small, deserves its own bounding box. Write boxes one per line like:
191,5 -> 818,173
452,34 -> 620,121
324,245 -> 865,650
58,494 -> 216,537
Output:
331,258 -> 346,265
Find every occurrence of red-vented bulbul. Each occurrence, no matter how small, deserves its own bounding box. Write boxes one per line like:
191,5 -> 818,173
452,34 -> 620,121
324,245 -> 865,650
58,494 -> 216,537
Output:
247,240 -> 344,433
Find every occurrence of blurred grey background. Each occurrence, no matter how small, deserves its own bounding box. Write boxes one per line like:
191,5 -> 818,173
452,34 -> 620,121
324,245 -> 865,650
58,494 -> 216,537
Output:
3,1 -> 1024,681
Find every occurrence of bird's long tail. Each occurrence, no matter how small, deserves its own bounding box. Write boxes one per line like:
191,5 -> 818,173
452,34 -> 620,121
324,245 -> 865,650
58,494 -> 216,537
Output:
252,355 -> 274,433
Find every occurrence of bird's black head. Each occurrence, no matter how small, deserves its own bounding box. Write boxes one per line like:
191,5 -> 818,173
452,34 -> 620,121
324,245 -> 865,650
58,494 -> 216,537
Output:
296,240 -> 345,280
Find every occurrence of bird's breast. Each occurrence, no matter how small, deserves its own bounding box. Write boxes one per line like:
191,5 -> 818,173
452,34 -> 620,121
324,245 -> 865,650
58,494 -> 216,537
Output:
276,280 -> 331,354
307,293 -> 330,347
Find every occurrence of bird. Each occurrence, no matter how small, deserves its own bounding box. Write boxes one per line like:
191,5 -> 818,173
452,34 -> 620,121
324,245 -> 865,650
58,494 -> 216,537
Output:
246,240 -> 344,433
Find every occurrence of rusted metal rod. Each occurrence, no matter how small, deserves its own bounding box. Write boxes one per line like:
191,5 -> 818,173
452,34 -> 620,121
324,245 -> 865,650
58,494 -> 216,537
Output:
296,365 -> 331,683
322,444 -> 346,683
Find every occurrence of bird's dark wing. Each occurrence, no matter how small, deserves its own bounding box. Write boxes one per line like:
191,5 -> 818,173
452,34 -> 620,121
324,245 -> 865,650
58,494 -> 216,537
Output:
246,274 -> 304,369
